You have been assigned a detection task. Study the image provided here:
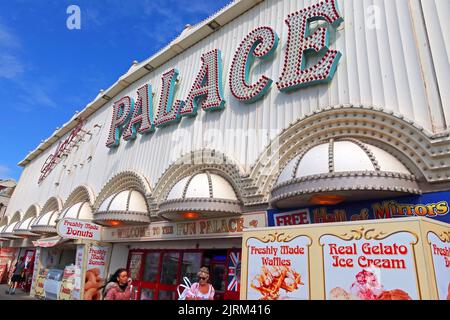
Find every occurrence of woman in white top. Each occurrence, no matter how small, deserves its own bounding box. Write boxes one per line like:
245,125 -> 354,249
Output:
186,267 -> 215,300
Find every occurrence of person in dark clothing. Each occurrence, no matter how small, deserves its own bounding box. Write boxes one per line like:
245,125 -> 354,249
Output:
5,257 -> 25,295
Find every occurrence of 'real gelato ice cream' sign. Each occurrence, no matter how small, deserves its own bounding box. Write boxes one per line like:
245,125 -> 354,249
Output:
320,232 -> 419,300
240,218 -> 449,300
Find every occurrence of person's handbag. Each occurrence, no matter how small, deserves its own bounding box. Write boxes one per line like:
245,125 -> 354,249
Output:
177,277 -> 192,300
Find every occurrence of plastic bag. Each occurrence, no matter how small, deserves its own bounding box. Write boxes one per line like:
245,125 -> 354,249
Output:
177,277 -> 192,300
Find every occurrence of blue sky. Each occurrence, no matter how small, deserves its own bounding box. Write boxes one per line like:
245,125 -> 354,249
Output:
0,0 -> 230,181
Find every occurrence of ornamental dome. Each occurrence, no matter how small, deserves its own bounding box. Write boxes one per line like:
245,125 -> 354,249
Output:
94,189 -> 151,226
58,202 -> 93,221
31,210 -> 59,234
160,171 -> 241,221
14,216 -> 38,237
271,138 -> 421,209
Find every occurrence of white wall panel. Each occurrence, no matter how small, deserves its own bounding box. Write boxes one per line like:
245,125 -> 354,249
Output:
420,0 -> 450,128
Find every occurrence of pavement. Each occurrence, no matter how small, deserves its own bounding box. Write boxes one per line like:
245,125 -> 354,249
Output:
0,284 -> 36,300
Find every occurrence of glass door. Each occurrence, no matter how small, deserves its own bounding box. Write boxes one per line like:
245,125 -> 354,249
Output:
126,249 -> 238,300
157,251 -> 181,300
140,251 -> 161,300
22,249 -> 36,292
203,250 -> 227,300
126,251 -> 144,300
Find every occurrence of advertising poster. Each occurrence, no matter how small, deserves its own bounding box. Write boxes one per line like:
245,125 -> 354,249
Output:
71,245 -> 85,300
268,191 -> 450,227
320,232 -> 419,300
128,252 -> 143,281
0,248 -> 18,283
246,235 -> 311,300
34,268 -> 49,299
84,243 -> 111,300
24,250 -> 35,269
427,232 -> 450,300
59,265 -> 76,300
30,247 -> 41,296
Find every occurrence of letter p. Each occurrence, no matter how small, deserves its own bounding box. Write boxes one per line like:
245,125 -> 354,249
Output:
106,96 -> 134,147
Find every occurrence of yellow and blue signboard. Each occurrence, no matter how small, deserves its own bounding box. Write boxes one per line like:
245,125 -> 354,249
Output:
268,191 -> 450,227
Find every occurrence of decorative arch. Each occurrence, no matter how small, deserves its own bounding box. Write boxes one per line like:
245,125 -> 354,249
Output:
0,215 -> 8,226
94,171 -> 152,211
248,104 -> 450,204
151,149 -> 250,213
40,196 -> 63,215
0,211 -> 21,238
10,211 -> 22,224
22,204 -> 41,221
0,211 -> 16,227
63,185 -> 96,210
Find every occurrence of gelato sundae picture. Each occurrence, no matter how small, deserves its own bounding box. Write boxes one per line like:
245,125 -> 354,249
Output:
251,266 -> 303,300
350,269 -> 384,300
329,269 -> 412,300
377,289 -> 413,300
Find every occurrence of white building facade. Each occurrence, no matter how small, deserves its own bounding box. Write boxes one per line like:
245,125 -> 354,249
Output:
1,0 -> 449,300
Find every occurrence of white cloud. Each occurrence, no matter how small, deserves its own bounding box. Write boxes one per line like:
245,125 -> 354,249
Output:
0,23 -> 21,49
0,53 -> 24,79
13,78 -> 58,111
0,23 -> 24,79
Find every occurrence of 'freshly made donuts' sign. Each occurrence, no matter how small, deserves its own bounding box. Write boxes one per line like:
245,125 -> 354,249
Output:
83,243 -> 111,300
56,218 -> 102,241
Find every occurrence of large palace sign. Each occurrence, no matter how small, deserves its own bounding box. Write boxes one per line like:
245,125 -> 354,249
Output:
106,0 -> 344,148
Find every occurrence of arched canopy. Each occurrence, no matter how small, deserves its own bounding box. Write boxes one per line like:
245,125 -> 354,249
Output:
31,196 -> 63,234
58,185 -> 95,221
0,211 -> 22,239
14,204 -> 40,237
94,171 -> 152,227
159,170 -> 242,221
270,138 -> 421,209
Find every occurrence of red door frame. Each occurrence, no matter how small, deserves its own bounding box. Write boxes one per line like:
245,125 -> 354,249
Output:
126,250 -> 145,299
22,249 -> 36,292
126,248 -> 242,300
127,249 -> 199,300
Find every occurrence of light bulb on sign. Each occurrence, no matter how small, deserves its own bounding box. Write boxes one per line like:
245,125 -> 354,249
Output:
309,194 -> 345,206
181,212 -> 199,220
108,220 -> 123,227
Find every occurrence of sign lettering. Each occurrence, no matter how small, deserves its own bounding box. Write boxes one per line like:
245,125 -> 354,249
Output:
106,0 -> 343,148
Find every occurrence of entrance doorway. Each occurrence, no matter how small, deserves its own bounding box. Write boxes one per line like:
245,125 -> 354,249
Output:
127,248 -> 241,300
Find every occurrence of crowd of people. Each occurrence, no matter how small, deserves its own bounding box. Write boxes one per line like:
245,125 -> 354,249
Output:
101,266 -> 216,300
4,259 -> 216,300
